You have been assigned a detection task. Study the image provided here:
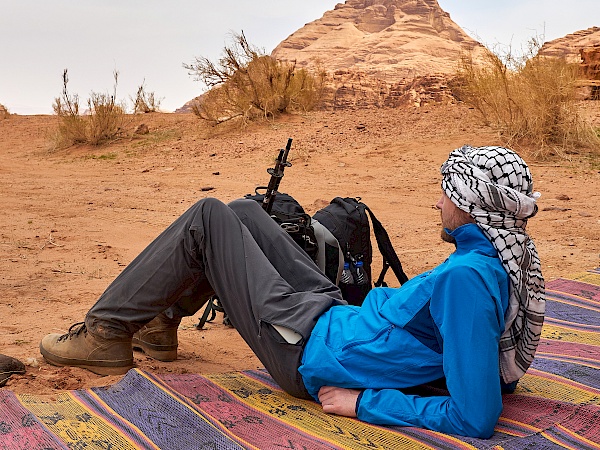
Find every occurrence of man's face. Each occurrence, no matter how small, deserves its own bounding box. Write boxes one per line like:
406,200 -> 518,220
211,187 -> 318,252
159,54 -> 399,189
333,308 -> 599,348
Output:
436,192 -> 473,243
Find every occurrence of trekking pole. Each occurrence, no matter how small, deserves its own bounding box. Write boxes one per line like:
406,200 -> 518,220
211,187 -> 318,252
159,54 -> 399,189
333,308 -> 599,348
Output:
262,138 -> 292,214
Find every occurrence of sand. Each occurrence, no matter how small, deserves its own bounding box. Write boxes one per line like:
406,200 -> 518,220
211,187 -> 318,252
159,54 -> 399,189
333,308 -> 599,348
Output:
1,103 -> 598,395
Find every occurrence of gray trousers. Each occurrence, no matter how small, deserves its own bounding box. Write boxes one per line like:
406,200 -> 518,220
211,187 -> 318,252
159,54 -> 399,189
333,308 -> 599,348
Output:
85,198 -> 344,398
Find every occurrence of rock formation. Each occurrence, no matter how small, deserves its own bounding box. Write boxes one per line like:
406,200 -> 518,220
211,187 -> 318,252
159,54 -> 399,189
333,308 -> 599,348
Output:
271,0 -> 487,108
179,2 -> 600,111
539,27 -> 600,63
540,27 -> 600,99
579,45 -> 600,99
580,46 -> 600,79
272,0 -> 486,80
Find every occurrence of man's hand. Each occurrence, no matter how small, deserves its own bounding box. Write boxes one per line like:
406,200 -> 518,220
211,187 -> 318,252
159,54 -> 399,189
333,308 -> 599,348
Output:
318,386 -> 362,417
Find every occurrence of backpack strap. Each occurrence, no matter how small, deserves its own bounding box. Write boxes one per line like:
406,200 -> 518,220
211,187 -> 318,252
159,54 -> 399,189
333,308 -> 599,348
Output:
363,205 -> 409,287
196,296 -> 231,329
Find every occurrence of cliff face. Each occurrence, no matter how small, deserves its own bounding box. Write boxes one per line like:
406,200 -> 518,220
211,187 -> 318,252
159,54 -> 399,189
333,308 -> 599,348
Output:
272,0 -> 487,82
540,27 -> 600,99
580,45 -> 600,81
270,0 -> 487,108
181,2 -> 599,111
539,27 -> 600,63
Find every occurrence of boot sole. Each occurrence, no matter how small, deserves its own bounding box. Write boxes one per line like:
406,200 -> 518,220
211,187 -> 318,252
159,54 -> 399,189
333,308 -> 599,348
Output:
132,337 -> 177,362
40,345 -> 133,376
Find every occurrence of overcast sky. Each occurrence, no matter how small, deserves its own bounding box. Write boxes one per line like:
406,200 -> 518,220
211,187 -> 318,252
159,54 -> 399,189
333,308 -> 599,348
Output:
1,1 -> 598,115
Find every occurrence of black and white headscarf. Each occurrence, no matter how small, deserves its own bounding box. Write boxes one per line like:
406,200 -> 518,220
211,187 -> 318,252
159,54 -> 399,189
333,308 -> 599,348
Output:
440,145 -> 545,383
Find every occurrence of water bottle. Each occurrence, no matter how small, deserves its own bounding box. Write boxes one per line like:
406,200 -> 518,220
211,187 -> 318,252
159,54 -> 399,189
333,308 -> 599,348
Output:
354,260 -> 368,285
340,261 -> 354,285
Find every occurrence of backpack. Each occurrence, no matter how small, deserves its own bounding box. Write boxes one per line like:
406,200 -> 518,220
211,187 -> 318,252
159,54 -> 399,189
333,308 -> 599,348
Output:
244,189 -> 319,262
313,197 -> 409,305
197,191 -> 320,330
197,193 -> 409,329
247,193 -> 409,305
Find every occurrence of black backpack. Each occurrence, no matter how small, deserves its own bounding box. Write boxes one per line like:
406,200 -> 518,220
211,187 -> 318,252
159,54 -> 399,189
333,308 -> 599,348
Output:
246,193 -> 409,305
313,197 -> 409,306
244,189 -> 319,262
197,191 -> 320,330
197,194 -> 409,329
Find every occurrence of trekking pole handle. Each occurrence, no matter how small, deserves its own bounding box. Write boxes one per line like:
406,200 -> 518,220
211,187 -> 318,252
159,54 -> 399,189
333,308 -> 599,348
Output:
262,138 -> 292,214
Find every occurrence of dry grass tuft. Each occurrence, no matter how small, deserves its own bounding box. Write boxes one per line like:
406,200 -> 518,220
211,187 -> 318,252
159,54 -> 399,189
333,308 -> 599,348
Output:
52,69 -> 127,148
131,81 -> 162,113
455,37 -> 600,159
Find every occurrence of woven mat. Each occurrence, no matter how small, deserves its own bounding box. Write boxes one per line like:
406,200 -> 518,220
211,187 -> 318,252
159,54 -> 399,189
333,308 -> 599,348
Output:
1,271 -> 599,449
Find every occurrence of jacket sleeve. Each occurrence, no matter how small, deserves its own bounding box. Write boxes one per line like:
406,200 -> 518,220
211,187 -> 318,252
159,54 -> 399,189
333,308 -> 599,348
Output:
356,265 -> 505,438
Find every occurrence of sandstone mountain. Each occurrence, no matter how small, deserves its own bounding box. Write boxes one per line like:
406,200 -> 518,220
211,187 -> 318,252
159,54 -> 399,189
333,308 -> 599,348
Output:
272,0 -> 487,81
178,0 -> 485,111
269,0 -> 488,108
181,1 -> 599,111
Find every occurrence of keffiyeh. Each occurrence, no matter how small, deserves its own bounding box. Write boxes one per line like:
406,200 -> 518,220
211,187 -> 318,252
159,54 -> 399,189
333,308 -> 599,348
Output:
441,145 -> 545,383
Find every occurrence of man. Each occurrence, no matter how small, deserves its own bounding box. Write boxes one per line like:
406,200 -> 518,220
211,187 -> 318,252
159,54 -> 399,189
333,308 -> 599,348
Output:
40,145 -> 545,438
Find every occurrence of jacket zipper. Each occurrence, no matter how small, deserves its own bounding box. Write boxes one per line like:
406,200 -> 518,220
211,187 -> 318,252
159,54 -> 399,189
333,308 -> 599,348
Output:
341,325 -> 395,352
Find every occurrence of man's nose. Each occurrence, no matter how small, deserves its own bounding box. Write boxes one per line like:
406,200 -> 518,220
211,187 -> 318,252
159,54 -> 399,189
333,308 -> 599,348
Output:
435,196 -> 443,210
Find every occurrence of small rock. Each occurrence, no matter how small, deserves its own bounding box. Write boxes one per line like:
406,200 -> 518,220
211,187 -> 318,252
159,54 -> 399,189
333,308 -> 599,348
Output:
212,172 -> 220,175
579,211 -> 592,217
134,123 -> 149,135
556,194 -> 571,201
201,186 -> 215,192
24,357 -> 39,367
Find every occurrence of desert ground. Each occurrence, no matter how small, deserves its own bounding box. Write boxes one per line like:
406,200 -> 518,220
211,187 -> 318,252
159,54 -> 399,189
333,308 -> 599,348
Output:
1,103 -> 599,396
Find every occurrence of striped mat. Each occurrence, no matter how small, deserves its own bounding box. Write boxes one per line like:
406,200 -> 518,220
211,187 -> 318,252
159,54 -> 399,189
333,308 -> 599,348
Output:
1,271 -> 599,449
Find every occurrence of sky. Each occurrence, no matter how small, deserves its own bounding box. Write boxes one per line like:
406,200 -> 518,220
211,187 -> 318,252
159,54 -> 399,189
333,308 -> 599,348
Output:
1,1 -> 598,115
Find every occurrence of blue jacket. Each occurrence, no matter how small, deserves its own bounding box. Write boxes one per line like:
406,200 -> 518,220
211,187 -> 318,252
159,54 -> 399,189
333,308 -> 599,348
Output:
299,223 -> 510,438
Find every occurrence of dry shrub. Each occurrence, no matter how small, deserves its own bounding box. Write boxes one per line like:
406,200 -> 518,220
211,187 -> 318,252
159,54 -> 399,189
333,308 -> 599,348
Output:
52,69 -> 126,148
184,31 -> 325,124
86,92 -> 126,145
52,71 -> 87,146
131,81 -> 162,113
455,38 -> 600,159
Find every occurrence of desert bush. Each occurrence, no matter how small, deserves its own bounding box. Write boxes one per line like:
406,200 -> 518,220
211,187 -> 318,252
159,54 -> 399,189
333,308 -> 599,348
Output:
52,70 -> 87,146
455,37 -> 599,158
131,80 -> 162,113
52,69 -> 126,147
184,31 -> 325,124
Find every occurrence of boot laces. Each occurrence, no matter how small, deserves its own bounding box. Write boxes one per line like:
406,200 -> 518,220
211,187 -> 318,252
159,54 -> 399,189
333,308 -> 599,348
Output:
57,322 -> 87,342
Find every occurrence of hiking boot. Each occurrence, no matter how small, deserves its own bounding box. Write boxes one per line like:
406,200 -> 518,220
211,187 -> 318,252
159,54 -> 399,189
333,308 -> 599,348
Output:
0,354 -> 26,387
132,313 -> 181,362
40,322 -> 133,376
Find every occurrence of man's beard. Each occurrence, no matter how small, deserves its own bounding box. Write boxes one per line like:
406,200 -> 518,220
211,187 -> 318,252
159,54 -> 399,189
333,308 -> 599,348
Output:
439,205 -> 474,245
440,228 -> 456,244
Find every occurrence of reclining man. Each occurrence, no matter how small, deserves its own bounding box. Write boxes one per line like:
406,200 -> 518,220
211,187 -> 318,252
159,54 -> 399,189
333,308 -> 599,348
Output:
40,145 -> 545,438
